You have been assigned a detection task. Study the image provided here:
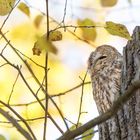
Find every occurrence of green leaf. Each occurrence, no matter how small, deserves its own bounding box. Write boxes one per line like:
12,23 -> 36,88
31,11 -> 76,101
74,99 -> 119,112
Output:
70,123 -> 82,131
105,21 -> 131,40
34,15 -> 44,28
77,18 -> 97,41
69,124 -> 94,140
100,0 -> 118,7
82,128 -> 94,140
69,124 -> 82,140
33,35 -> 58,55
49,31 -> 62,41
18,2 -> 30,17
128,0 -> 132,4
0,135 -> 6,140
0,0 -> 16,16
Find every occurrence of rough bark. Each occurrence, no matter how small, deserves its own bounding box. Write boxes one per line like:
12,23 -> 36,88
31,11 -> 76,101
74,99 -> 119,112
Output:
99,26 -> 140,140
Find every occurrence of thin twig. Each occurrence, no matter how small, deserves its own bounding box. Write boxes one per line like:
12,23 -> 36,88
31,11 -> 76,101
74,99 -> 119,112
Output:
50,24 -> 103,33
43,0 -> 50,139
15,48 -> 44,68
43,52 -> 49,140
0,41 -> 10,54
0,31 -> 9,40
0,100 -> 37,140
0,31 -> 64,134
0,63 -> 8,68
49,17 -> 96,47
61,0 -> 68,31
8,69 -> 20,104
1,53 -> 64,134
17,66 -> 64,134
76,71 -> 88,127
65,118 -> 76,126
0,108 -> 33,140
0,81 -> 91,108
24,58 -> 69,131
0,116 -> 46,124
62,0 -> 68,23
75,130 -> 98,140
51,81 -> 91,97
0,0 -> 21,30
36,76 -> 45,96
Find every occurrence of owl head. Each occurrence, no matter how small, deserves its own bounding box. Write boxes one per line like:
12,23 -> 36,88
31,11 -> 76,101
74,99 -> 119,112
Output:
88,45 -> 121,75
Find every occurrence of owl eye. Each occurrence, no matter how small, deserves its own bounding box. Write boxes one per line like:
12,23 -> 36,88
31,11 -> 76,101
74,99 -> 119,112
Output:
98,56 -> 106,60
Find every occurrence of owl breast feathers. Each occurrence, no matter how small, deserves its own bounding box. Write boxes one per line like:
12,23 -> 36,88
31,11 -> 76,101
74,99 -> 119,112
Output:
88,45 -> 122,114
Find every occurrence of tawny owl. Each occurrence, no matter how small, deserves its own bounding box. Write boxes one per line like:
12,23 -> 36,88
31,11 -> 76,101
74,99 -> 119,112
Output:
88,45 -> 122,114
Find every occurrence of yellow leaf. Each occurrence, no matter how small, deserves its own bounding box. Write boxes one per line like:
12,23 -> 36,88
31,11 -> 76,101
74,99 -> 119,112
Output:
105,21 -> 131,40
18,2 -> 30,17
77,18 -> 97,41
32,45 -> 42,56
34,14 -> 44,28
33,35 -> 58,55
49,31 -> 62,41
101,0 -> 118,7
0,0 -> 16,16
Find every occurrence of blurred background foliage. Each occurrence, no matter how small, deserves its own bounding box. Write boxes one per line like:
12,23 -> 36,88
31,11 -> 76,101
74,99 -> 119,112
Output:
0,0 -> 140,139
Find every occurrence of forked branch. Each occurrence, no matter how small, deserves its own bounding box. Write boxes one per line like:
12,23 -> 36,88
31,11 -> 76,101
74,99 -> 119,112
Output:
57,80 -> 140,140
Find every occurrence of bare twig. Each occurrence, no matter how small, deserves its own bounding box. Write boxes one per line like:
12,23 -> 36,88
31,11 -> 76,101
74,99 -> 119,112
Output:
62,0 -> 68,23
0,81 -> 91,108
51,81 -> 91,97
0,63 -> 8,68
0,31 -> 64,134
17,66 -> 64,134
24,60 -> 68,131
76,71 -> 88,127
15,48 -> 45,68
0,41 -> 10,54
57,80 -> 140,140
50,24 -> 103,33
15,3 -> 97,47
0,31 -> 9,40
1,53 -> 64,134
0,0 -> 21,30
36,76 -> 45,96
65,118 -> 76,126
49,17 -> 96,47
0,108 -> 33,140
43,0 -> 50,139
0,100 -> 37,140
75,130 -> 98,140
61,0 -> 68,31
8,68 -> 20,104
0,116 -> 45,124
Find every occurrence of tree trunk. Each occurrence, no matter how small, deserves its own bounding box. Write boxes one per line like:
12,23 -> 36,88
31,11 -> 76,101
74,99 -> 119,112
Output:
98,26 -> 140,140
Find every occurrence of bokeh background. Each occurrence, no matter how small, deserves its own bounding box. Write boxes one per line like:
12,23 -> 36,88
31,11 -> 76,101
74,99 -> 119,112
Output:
0,0 -> 140,139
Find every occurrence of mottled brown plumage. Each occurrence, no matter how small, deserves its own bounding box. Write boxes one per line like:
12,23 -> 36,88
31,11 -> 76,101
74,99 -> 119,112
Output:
88,45 -> 122,114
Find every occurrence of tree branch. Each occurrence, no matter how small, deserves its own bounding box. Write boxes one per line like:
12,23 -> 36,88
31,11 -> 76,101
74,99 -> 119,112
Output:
0,108 -> 33,140
0,31 -> 64,134
0,100 -> 37,140
43,0 -> 49,139
57,80 -> 140,140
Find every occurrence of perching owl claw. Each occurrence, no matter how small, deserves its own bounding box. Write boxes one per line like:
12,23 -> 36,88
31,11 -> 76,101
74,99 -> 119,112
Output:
88,45 -> 122,114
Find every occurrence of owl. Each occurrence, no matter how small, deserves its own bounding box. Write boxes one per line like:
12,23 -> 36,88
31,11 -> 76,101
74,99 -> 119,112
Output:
88,45 -> 122,114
